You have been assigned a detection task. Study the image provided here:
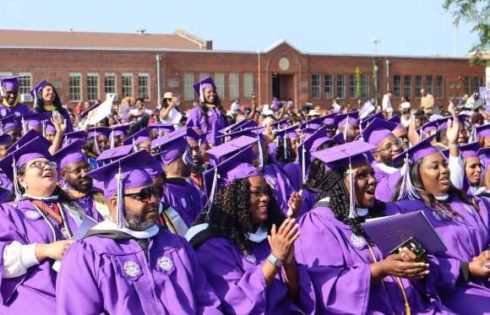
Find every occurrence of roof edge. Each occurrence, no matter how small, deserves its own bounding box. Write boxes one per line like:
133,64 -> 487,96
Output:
174,29 -> 212,50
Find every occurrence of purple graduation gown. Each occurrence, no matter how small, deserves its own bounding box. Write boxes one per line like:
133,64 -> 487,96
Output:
186,106 -> 227,146
263,164 -> 295,215
389,197 -> 490,314
195,236 -> 316,314
162,177 -> 205,227
72,193 -> 105,222
56,228 -> 221,315
0,199 -> 84,314
295,205 -> 452,314
0,103 -> 32,118
297,188 -> 318,219
283,162 -> 301,191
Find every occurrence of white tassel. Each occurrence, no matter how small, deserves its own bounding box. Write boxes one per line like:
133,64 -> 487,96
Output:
347,157 -> 356,218
132,138 -> 137,152
93,132 -> 100,155
343,118 -> 349,142
257,135 -> 264,169
301,144 -> 306,184
42,121 -> 46,138
205,168 -> 219,220
12,157 -> 22,201
110,132 -> 115,149
21,117 -> 27,136
283,135 -> 288,160
199,85 -> 205,103
469,126 -> 477,143
397,154 -> 419,201
115,165 -> 125,228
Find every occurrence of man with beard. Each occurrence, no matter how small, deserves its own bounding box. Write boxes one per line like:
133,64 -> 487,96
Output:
0,76 -> 31,118
53,140 -> 107,221
56,150 -> 221,315
151,128 -> 205,234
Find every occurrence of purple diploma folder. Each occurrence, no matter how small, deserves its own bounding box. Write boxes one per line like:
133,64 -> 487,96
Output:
361,211 -> 447,257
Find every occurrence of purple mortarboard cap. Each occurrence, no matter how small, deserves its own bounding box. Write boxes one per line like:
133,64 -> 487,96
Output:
310,133 -> 345,154
87,127 -> 111,139
0,76 -> 19,91
123,127 -> 150,146
360,112 -> 384,129
23,113 -> 44,129
111,124 -> 131,137
297,126 -> 329,183
30,80 -> 48,98
274,124 -> 300,140
312,140 -> 375,170
186,127 -> 204,144
478,147 -> 490,169
52,140 -> 86,170
362,118 -> 397,146
63,131 -> 87,146
151,128 -> 188,165
1,115 -> 19,133
398,135 -> 438,163
206,135 -> 258,166
420,120 -> 439,134
219,119 -> 257,135
271,119 -> 288,129
148,123 -> 175,137
7,130 -> 42,154
459,142 -> 480,159
0,134 -> 12,146
270,98 -> 282,112
336,111 -> 360,127
476,124 -> 490,138
44,122 -> 56,134
193,76 -> 216,94
388,115 -> 401,124
217,126 -> 264,141
0,137 -> 52,180
88,150 -> 154,199
143,155 -> 163,178
323,113 -> 337,126
96,144 -> 134,166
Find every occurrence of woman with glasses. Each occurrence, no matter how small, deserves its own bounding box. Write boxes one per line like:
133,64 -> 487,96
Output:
0,138 -> 92,314
189,148 -> 315,314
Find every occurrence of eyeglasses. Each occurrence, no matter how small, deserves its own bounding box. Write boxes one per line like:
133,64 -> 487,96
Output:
124,186 -> 161,202
29,161 -> 57,170
377,139 -> 403,152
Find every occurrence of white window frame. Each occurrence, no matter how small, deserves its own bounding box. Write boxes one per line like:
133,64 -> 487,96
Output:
87,73 -> 100,101
243,73 -> 254,99
213,73 -> 225,99
311,74 -> 321,99
138,73 -> 150,101
104,73 -> 117,96
17,72 -> 32,96
69,72 -> 82,102
229,73 -> 239,100
183,72 -> 195,101
121,73 -> 134,98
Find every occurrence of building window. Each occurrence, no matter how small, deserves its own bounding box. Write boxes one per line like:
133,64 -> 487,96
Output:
121,73 -> 133,98
104,73 -> 116,95
415,75 -> 422,98
426,75 -> 433,94
348,75 -> 355,99
183,72 -> 195,101
243,73 -> 254,99
336,74 -> 345,99
324,74 -> 333,99
138,73 -> 150,101
463,76 -> 471,95
311,74 -> 321,99
69,73 -> 81,102
213,73 -> 225,98
17,73 -> 32,95
435,75 -> 444,98
393,75 -> 401,97
87,73 -> 99,101
403,75 -> 412,98
361,75 -> 370,99
229,73 -> 239,100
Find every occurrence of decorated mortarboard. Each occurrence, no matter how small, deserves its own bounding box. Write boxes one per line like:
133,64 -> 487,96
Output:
0,114 -> 19,133
476,124 -> 490,138
0,76 -> 19,92
206,135 -> 258,166
96,144 -> 134,166
7,130 -> 43,154
52,140 -> 86,170
151,128 -> 188,165
88,150 -> 155,227
0,134 -> 12,146
361,118 -> 397,146
459,142 -> 480,159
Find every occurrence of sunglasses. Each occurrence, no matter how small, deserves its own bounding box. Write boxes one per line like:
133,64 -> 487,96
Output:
124,186 -> 161,202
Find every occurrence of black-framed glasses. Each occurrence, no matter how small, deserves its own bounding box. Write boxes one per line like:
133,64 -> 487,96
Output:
29,161 -> 57,170
124,186 -> 161,202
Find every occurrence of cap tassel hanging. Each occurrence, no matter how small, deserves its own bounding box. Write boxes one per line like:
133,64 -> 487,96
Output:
205,168 -> 219,220
21,116 -> 27,136
283,135 -> 288,160
12,157 -> 22,201
257,135 -> 264,169
199,85 -> 205,103
343,118 -> 350,142
301,144 -> 307,185
397,153 -> 419,201
132,138 -> 137,152
469,126 -> 477,143
115,164 -> 125,228
110,132 -> 115,149
42,121 -> 47,138
347,156 -> 356,219
0,121 -> 4,136
93,132 -> 100,155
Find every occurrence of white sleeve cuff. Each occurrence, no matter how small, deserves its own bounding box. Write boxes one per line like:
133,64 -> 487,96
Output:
21,243 -> 39,269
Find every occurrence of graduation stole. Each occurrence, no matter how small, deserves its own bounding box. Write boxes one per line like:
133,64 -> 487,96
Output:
1,98 -> 17,108
31,199 -> 63,225
43,104 -> 57,111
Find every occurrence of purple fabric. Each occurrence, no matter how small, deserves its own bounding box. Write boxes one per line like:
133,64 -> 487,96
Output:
162,178 -> 205,227
56,229 -> 221,315
263,164 -> 295,215
0,103 -> 31,118
0,200 -> 83,314
186,106 -> 228,146
0,77 -> 19,91
195,236 -> 316,314
374,167 -> 401,202
283,162 -> 301,191
297,188 -> 318,218
225,163 -> 259,184
390,197 -> 490,314
73,194 -> 105,222
295,205 -> 453,314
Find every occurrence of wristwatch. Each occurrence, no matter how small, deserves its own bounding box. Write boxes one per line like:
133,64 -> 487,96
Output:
267,253 -> 283,268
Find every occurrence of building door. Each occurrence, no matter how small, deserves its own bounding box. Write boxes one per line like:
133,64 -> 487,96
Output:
272,74 -> 281,99
272,74 -> 294,101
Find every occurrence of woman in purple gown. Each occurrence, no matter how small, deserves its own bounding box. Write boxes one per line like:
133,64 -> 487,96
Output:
295,140 -> 452,314
0,139 -> 90,314
190,151 -> 315,314
391,137 -> 490,314
31,80 -> 73,132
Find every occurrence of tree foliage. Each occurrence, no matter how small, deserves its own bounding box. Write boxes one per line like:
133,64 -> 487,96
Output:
443,0 -> 490,63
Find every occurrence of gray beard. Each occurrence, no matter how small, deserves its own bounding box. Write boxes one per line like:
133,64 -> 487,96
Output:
125,213 -> 154,231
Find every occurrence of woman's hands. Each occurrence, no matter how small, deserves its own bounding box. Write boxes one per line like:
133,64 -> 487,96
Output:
268,218 -> 300,263
286,191 -> 302,218
370,248 -> 429,281
469,250 -> 490,277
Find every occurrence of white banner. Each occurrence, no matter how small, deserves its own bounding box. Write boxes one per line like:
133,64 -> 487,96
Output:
85,93 -> 116,126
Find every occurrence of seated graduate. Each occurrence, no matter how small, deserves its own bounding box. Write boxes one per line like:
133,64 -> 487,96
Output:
83,127 -> 111,169
56,150 -> 221,315
295,140 -> 452,314
477,147 -> 490,197
391,136 -> 490,314
457,142 -> 486,197
0,138 -> 92,314
53,140 -> 107,221
188,147 -> 315,315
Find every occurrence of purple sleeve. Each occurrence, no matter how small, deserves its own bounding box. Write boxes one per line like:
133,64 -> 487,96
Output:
196,239 -> 268,314
291,264 -> 317,315
56,241 -> 104,315
295,210 -> 371,314
426,254 -> 462,298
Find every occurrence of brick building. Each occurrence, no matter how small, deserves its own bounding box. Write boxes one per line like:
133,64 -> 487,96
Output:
0,29 -> 485,110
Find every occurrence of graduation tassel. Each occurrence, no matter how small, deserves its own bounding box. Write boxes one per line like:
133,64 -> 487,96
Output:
301,144 -> 306,185
93,132 -> 100,155
42,121 -> 46,138
283,135 -> 288,160
347,156 -> 357,219
205,167 -> 219,220
257,135 -> 264,169
132,138 -> 137,152
0,121 -> 4,136
469,125 -> 477,143
21,116 -> 27,136
343,118 -> 349,142
110,132 -> 115,149
199,85 -> 205,103
115,164 -> 125,228
12,157 -> 22,201
397,153 -> 419,201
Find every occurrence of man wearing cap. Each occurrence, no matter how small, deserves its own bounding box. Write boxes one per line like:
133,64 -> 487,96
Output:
0,76 -> 32,118
56,150 -> 221,314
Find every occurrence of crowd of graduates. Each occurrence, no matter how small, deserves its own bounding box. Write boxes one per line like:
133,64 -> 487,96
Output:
0,74 -> 489,314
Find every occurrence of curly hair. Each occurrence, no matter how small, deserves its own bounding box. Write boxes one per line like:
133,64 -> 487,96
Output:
393,158 -> 478,219
307,162 -> 385,238
197,178 -> 284,252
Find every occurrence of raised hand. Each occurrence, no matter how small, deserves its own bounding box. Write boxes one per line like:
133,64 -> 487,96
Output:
267,218 -> 300,262
446,111 -> 460,145
286,191 -> 302,218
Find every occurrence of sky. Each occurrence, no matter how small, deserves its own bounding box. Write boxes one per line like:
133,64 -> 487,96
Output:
0,0 -> 479,57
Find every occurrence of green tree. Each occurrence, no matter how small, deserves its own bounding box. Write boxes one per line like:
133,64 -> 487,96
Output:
443,0 -> 490,63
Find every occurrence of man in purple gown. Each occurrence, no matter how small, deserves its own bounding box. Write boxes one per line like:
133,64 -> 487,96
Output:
0,76 -> 32,118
